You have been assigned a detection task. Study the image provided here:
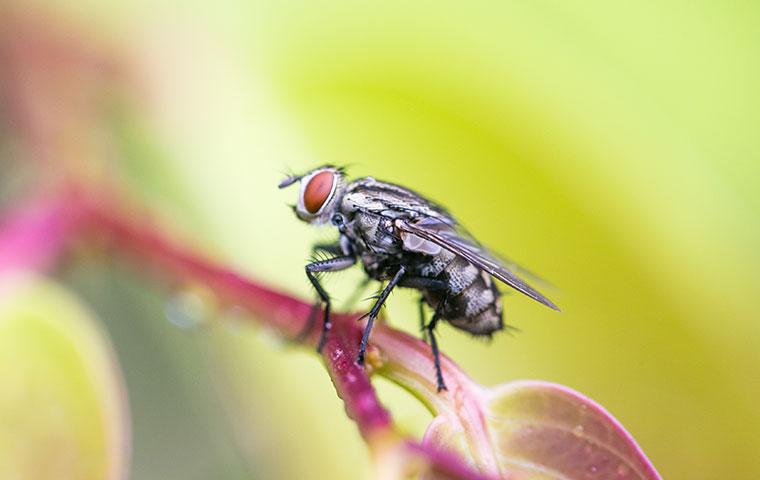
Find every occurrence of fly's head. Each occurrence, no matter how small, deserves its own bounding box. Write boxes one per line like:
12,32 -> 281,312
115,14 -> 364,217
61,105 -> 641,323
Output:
278,165 -> 347,225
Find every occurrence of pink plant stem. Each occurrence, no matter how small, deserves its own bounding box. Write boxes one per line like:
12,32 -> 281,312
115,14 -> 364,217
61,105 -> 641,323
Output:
85,199 -> 496,478
0,192 -> 494,479
404,441 -> 498,480
84,200 -> 318,341
321,322 -> 393,440
0,193 -> 87,273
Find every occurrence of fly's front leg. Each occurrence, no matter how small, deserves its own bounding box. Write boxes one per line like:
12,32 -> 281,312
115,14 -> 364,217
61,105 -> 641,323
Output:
294,242 -> 348,341
311,243 -> 343,257
357,266 -> 406,365
305,255 -> 356,352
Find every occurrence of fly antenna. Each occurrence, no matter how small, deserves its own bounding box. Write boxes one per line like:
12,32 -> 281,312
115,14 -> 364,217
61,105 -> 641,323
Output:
278,174 -> 302,189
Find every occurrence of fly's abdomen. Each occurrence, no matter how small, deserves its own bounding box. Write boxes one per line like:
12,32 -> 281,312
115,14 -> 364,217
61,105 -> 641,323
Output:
424,254 -> 503,336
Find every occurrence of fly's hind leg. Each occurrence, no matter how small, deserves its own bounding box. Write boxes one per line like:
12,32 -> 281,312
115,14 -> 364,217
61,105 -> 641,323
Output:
427,302 -> 448,392
418,292 -> 453,392
418,297 -> 428,343
304,255 -> 356,352
398,276 -> 448,344
398,276 -> 449,392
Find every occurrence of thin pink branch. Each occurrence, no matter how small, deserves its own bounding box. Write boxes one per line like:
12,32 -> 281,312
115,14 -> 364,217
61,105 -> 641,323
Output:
404,441 -> 498,480
0,192 -> 87,274
0,191 -> 494,479
83,199 -> 316,340
321,322 -> 393,439
85,197 -> 497,478
321,325 -> 497,479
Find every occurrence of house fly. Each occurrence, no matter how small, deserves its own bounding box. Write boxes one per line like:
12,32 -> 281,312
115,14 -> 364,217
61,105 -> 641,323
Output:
279,165 -> 559,391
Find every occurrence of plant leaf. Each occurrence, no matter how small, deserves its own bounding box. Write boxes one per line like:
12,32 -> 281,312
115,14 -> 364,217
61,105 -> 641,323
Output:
0,273 -> 130,480
482,381 -> 661,480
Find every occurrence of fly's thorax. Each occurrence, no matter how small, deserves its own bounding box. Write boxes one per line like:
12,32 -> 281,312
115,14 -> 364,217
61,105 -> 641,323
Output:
340,188 -> 395,219
342,210 -> 391,250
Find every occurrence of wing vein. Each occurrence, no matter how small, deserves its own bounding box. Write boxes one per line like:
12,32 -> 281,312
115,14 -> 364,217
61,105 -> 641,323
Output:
397,220 -> 560,311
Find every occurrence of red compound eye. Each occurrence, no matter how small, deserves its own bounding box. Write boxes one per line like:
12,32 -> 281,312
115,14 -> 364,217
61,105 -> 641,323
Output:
303,170 -> 335,214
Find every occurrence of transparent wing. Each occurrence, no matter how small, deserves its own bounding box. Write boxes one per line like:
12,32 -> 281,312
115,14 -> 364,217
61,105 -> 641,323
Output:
397,217 -> 560,311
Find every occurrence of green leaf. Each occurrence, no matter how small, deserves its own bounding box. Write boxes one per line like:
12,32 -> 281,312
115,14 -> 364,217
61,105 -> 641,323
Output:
0,273 -> 130,480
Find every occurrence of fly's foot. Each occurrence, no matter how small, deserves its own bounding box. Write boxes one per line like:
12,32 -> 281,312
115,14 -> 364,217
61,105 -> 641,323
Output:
357,309 -> 381,365
316,320 -> 331,353
436,375 -> 448,393
356,331 -> 369,365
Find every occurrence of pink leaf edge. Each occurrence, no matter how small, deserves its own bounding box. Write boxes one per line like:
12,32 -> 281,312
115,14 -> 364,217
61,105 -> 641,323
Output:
485,380 -> 662,480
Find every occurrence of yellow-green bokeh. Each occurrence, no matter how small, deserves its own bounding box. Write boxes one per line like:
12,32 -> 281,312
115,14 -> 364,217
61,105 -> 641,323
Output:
4,1 -> 760,479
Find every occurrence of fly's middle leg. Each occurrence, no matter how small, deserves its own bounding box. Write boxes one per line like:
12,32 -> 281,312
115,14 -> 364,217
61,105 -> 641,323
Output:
304,255 -> 356,352
357,266 -> 406,365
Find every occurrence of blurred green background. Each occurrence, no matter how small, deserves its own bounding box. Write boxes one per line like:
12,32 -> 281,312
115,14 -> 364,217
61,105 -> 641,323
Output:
1,1 -> 759,479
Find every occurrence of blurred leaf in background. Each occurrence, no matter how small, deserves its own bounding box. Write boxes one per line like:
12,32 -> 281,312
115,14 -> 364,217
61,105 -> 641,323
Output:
1,1 -> 758,479
0,274 -> 128,480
